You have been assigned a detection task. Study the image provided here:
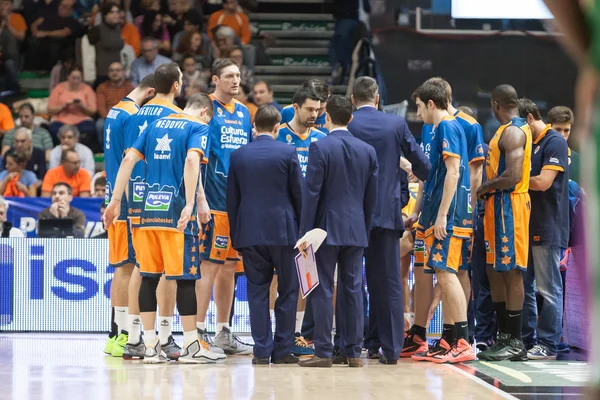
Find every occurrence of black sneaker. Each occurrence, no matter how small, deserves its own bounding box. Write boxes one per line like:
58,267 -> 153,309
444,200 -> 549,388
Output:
367,348 -> 380,359
401,332 -> 428,358
479,336 -> 527,362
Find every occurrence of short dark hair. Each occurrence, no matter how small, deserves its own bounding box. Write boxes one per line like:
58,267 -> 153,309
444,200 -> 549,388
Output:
547,106 -> 574,125
95,177 -> 106,187
292,87 -> 320,108
254,105 -> 281,133
517,98 -> 542,121
4,149 -> 27,166
238,82 -> 250,96
254,80 -> 272,93
53,182 -> 73,195
186,93 -> 214,117
352,76 -> 378,103
457,106 -> 475,118
182,9 -> 203,28
425,77 -> 452,102
212,58 -> 237,78
61,149 -> 78,163
303,78 -> 329,102
138,73 -> 156,90
67,65 -> 84,77
326,95 -> 353,126
101,1 -> 120,17
411,81 -> 448,110
492,84 -> 518,108
154,62 -> 181,94
18,103 -> 35,114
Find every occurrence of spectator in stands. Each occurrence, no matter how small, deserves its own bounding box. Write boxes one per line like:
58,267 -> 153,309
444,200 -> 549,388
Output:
88,2 -> 125,88
180,55 -> 202,87
0,0 -> 26,41
176,77 -> 207,108
38,182 -> 86,237
95,62 -> 134,144
171,8 -> 203,50
0,150 -> 38,197
50,50 -> 75,91
224,45 -> 252,87
0,102 -> 15,139
207,0 -> 250,44
235,82 -> 256,123
140,10 -> 171,55
93,176 -> 106,197
163,0 -> 190,39
120,9 -> 141,57
42,149 -> 91,197
47,66 -> 98,148
49,125 -> 95,176
2,104 -> 53,160
0,196 -> 25,237
27,0 -> 83,72
209,24 -> 239,62
172,30 -> 210,68
253,81 -> 282,111
130,37 -> 171,85
94,202 -> 108,237
0,12 -> 20,92
3,127 -> 47,182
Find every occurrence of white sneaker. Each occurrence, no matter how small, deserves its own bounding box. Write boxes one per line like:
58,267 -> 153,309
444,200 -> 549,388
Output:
214,327 -> 253,355
143,339 -> 169,364
197,328 -> 225,355
179,340 -> 227,364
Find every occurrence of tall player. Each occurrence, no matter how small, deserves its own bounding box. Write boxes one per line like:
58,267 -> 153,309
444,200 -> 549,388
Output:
103,74 -> 156,357
196,58 -> 253,354
410,80 -> 475,363
104,93 -> 225,363
476,85 -> 532,362
280,79 -> 330,133
122,62 -> 184,360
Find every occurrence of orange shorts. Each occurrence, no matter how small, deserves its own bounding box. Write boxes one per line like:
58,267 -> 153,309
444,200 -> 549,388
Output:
200,211 -> 239,264
135,229 -> 201,279
416,227 -> 471,274
484,192 -> 531,272
108,220 -> 136,267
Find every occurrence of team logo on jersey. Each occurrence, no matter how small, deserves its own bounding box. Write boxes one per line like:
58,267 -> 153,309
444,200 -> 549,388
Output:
217,108 -> 224,117
237,111 -> 244,118
133,183 -> 145,202
105,125 -> 111,149
443,139 -> 450,149
214,235 -> 229,249
154,133 -> 173,160
476,144 -> 483,155
534,145 -> 540,154
286,134 -> 292,143
144,191 -> 173,211
138,120 -> 148,136
311,137 -> 318,143
549,157 -> 559,164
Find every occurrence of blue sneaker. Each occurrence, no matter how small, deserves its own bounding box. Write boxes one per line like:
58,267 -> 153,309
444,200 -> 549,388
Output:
527,344 -> 557,360
557,342 -> 571,353
291,334 -> 314,356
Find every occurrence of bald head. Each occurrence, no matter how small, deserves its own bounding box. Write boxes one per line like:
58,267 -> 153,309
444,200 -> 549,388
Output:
492,84 -> 518,108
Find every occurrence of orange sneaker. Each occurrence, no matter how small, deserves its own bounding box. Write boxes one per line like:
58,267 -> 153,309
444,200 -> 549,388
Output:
411,339 -> 451,362
431,338 -> 476,364
401,332 -> 428,357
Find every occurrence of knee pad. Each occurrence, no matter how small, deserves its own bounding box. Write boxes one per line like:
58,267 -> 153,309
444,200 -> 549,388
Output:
138,276 -> 160,313
176,279 -> 197,316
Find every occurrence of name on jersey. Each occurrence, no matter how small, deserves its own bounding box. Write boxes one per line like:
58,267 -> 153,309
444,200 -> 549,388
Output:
220,126 -> 248,149
144,191 -> 173,211
138,106 -> 166,116
155,119 -> 188,130
107,109 -> 120,120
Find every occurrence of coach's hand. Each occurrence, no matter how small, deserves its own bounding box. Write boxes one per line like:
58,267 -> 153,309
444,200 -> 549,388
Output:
404,212 -> 418,229
178,204 -> 194,231
298,241 -> 309,259
434,214 -> 447,240
103,199 -> 121,229
197,199 -> 211,224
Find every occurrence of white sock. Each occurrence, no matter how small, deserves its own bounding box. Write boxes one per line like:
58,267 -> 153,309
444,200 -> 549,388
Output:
332,316 -> 336,335
158,316 -> 173,345
216,322 -> 228,334
183,330 -> 197,347
269,310 -> 274,322
115,307 -> 128,333
196,321 -> 206,332
128,314 -> 142,344
144,329 -> 157,345
295,311 -> 304,334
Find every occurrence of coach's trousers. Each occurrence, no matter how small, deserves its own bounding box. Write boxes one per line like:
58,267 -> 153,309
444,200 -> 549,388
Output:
241,245 -> 299,359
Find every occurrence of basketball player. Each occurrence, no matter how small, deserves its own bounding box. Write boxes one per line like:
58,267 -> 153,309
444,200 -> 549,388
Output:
409,80 -> 475,363
105,93 -> 226,363
196,58 -> 253,354
476,85 -> 532,362
121,63 -> 183,360
103,74 -> 156,357
280,79 -> 330,133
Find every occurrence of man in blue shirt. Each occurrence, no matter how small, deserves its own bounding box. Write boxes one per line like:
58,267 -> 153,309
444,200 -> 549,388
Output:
130,38 -> 172,86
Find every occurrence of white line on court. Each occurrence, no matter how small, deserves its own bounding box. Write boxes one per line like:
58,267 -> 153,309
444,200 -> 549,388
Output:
445,364 -> 519,400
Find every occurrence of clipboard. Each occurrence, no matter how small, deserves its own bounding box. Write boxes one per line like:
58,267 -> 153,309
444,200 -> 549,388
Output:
295,244 -> 319,299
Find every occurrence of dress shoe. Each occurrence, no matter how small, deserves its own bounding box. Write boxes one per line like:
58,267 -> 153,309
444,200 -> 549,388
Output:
252,357 -> 270,365
348,358 -> 364,367
367,348 -> 380,359
332,353 -> 348,365
297,356 -> 333,368
272,353 -> 299,364
379,355 -> 398,365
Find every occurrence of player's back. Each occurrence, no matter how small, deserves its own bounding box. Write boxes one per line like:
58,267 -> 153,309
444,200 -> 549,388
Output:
276,122 -> 326,177
454,110 -> 485,164
280,104 -> 329,134
135,114 -> 209,236
205,95 -> 252,211
486,117 -> 532,194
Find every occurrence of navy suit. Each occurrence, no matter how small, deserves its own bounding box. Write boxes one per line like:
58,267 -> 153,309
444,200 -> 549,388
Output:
348,106 -> 431,360
301,128 -> 378,359
226,134 -> 303,359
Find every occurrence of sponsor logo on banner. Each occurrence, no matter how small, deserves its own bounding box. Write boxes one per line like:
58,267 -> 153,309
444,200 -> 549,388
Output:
214,235 -> 229,249
144,191 -> 173,211
133,183 -> 145,202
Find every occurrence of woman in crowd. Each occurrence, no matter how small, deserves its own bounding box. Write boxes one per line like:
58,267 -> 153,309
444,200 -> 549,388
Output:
0,150 -> 38,197
140,10 -> 171,56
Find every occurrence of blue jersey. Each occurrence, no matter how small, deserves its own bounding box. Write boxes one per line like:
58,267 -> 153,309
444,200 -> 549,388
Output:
104,97 -> 139,210
124,98 -> 181,222
276,122 -> 326,177
204,95 -> 252,211
419,116 -> 472,233
280,104 -> 329,134
454,110 -> 485,164
131,114 -> 210,235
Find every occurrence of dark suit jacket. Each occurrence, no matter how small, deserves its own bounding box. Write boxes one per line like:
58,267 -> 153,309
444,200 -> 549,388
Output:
226,135 -> 303,249
348,106 -> 431,231
300,128 -> 378,247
